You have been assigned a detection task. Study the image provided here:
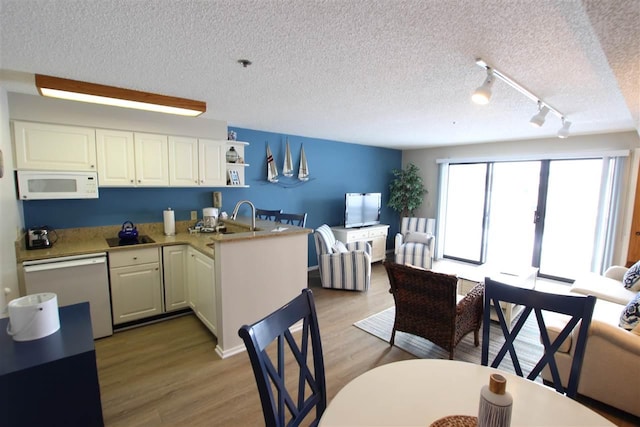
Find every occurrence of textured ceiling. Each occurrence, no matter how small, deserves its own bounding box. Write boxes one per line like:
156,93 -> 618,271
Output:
0,0 -> 638,149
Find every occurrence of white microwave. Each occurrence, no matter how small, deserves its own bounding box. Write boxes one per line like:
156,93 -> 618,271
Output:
16,171 -> 99,200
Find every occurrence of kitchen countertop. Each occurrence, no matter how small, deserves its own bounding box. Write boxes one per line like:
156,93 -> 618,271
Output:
15,217 -> 311,263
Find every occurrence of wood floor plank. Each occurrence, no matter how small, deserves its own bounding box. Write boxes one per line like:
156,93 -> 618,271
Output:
95,262 -> 636,426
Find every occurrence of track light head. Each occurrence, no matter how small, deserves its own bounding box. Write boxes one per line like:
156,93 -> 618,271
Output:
558,118 -> 571,138
472,69 -> 494,105
529,104 -> 550,127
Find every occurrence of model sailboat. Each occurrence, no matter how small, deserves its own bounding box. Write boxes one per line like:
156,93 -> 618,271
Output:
266,144 -> 279,183
298,145 -> 309,181
282,138 -> 294,177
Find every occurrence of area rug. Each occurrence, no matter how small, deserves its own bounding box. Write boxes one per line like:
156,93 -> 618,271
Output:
354,307 -> 544,377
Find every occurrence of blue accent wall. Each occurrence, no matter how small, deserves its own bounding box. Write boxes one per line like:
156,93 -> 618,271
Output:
22,127 -> 402,266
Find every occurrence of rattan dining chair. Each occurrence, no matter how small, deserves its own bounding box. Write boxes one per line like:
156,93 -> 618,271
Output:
276,212 -> 307,227
255,208 -> 282,221
238,289 -> 326,427
481,277 -> 596,399
383,261 -> 484,359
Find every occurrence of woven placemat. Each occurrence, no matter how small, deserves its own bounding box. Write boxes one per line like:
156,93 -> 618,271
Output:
429,415 -> 478,427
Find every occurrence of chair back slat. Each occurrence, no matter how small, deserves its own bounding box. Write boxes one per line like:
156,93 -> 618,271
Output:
276,212 -> 307,228
239,289 -> 326,427
256,208 -> 282,221
481,277 -> 596,399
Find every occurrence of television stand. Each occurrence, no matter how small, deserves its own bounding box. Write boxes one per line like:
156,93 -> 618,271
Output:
331,224 -> 389,263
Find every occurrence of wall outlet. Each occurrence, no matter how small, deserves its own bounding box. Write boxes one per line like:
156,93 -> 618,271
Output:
191,211 -> 198,221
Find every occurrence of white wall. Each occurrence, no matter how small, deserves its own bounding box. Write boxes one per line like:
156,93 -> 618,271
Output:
403,131 -> 640,266
0,88 -> 23,315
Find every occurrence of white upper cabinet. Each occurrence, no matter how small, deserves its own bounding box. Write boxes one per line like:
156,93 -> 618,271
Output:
134,133 -> 169,186
168,136 -> 199,186
199,139 -> 226,186
96,129 -> 136,186
13,121 -> 97,171
14,121 -> 239,188
169,137 -> 225,187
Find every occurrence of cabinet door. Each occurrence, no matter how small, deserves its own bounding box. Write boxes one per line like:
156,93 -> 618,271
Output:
370,236 -> 387,262
96,129 -> 136,186
199,139 -> 225,186
162,245 -> 189,311
134,133 -> 169,186
168,136 -> 199,187
191,250 -> 217,335
13,121 -> 97,171
110,263 -> 162,324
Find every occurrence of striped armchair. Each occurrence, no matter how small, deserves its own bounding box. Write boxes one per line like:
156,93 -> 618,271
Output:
313,224 -> 372,291
394,217 -> 435,269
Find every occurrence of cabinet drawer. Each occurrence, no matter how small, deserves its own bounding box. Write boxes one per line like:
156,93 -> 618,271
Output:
368,227 -> 388,238
109,247 -> 159,268
346,229 -> 370,241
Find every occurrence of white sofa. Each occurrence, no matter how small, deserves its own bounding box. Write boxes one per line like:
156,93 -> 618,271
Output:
542,266 -> 640,417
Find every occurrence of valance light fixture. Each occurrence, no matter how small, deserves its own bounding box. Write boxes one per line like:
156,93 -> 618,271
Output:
35,74 -> 206,117
472,58 -> 570,138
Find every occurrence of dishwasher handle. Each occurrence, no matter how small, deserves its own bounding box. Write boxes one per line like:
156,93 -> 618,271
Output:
23,257 -> 107,273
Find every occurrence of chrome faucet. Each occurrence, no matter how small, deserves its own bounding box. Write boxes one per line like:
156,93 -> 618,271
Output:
231,200 -> 256,231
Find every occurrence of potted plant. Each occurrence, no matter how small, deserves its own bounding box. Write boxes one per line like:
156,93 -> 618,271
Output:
388,163 -> 427,218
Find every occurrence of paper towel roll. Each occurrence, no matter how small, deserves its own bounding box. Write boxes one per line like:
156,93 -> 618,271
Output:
163,208 -> 175,236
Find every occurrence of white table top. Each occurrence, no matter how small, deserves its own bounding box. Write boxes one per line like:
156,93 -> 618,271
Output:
319,360 -> 614,427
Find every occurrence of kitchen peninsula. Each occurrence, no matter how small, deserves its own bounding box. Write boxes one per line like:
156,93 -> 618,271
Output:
15,217 -> 311,358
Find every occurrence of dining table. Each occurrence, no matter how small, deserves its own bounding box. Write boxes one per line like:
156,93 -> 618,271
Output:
319,359 -> 614,427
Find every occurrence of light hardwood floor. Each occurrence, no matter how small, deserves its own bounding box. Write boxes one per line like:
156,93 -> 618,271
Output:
95,262 -> 638,426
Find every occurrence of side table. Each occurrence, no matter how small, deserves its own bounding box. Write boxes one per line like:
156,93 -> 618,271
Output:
440,262 -> 538,325
0,302 -> 104,427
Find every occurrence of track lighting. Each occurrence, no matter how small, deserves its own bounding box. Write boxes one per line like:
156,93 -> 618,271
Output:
529,103 -> 549,127
472,58 -> 570,138
472,69 -> 494,105
557,118 -> 571,138
35,74 -> 206,117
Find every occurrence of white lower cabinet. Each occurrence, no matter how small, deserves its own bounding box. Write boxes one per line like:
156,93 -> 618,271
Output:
109,247 -> 163,324
162,245 -> 189,312
188,247 -> 217,336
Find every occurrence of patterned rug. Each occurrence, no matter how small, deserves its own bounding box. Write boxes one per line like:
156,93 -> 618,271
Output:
354,306 -> 544,378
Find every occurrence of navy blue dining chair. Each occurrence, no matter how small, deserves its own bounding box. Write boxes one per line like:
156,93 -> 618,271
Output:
481,277 -> 596,399
238,289 -> 326,427
256,208 -> 282,221
276,212 -> 307,228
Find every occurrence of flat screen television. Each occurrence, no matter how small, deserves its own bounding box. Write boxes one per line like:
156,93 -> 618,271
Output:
344,192 -> 381,228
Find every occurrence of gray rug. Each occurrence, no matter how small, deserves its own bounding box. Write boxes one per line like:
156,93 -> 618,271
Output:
354,306 -> 544,378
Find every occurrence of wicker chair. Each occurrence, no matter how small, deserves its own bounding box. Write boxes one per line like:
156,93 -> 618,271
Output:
383,261 -> 484,359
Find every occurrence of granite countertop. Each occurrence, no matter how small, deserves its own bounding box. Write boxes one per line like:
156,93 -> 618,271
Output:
15,217 -> 311,263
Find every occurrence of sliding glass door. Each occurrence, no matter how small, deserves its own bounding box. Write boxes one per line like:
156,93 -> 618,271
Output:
440,157 -> 618,281
485,161 -> 540,269
442,163 -> 487,263
537,159 -> 603,279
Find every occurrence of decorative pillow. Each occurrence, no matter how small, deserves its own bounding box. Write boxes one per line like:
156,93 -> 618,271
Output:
619,292 -> 640,331
332,240 -> 349,253
623,261 -> 640,291
404,231 -> 433,245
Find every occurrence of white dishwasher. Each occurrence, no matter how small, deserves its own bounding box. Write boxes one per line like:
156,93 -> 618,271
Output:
23,252 -> 113,339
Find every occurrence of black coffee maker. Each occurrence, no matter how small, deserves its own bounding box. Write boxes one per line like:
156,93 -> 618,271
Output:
26,226 -> 57,250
